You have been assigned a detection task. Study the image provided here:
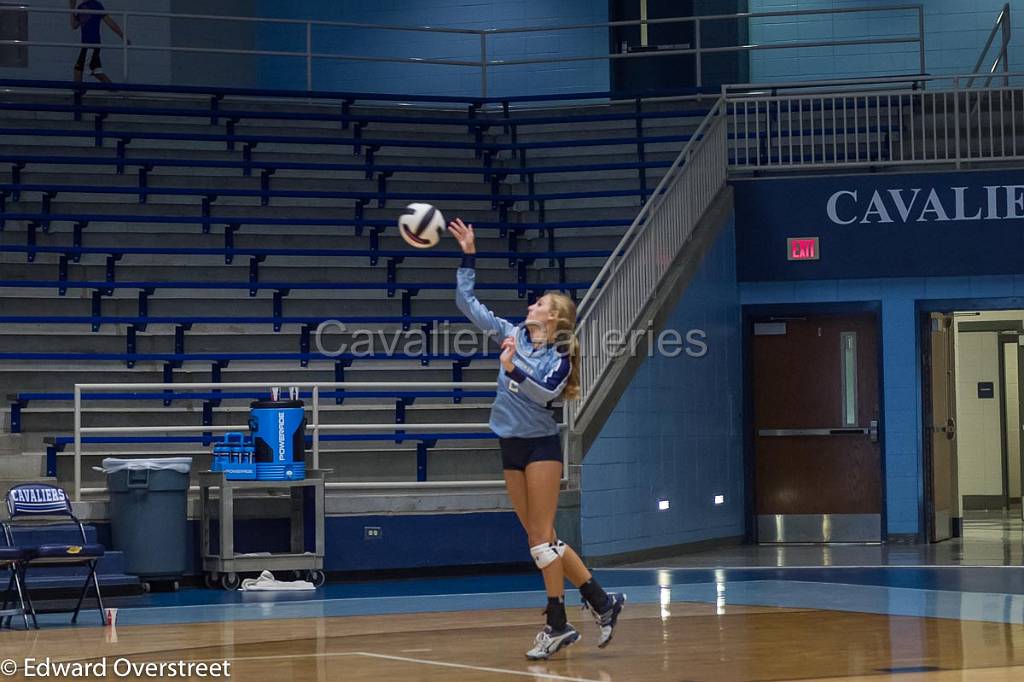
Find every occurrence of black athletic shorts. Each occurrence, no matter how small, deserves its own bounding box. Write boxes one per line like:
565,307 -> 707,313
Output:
499,434 -> 562,471
75,48 -> 102,72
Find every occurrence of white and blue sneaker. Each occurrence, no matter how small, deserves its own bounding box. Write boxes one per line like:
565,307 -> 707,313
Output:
525,624 -> 580,660
583,593 -> 626,648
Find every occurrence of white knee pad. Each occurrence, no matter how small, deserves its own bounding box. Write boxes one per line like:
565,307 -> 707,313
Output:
530,539 -> 566,570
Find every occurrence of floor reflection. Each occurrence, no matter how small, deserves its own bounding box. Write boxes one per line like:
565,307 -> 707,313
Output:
624,509 -> 1024,569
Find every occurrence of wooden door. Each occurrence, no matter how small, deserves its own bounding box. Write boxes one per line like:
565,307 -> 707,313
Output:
752,313 -> 882,543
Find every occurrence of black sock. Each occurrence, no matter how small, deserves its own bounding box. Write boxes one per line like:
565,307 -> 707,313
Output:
545,596 -> 567,630
580,578 -> 610,612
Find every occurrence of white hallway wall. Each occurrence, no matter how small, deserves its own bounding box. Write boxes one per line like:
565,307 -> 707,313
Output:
955,329 -> 1002,502
954,310 -> 1024,507
1005,342 -> 1020,499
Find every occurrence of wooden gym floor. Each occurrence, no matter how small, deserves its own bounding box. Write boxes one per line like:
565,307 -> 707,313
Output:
2,568 -> 1023,681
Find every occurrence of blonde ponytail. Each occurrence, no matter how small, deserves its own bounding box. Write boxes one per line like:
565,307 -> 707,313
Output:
545,291 -> 581,401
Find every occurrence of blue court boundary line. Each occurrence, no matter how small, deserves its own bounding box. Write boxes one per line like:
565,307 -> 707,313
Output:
27,568 -> 1024,629
39,580 -> 1024,628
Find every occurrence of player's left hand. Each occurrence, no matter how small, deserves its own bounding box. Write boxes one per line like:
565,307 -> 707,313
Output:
500,335 -> 516,372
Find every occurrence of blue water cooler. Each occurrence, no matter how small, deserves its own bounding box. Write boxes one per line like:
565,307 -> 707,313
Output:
249,390 -> 306,481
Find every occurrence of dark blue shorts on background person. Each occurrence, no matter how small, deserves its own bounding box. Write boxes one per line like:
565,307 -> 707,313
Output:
499,435 -> 562,471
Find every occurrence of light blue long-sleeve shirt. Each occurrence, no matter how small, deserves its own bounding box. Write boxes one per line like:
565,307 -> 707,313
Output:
456,260 -> 568,438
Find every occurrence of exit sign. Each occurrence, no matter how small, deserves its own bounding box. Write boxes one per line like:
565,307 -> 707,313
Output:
787,237 -> 819,261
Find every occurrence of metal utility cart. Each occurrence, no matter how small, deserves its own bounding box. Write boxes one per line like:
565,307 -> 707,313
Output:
198,470 -> 326,590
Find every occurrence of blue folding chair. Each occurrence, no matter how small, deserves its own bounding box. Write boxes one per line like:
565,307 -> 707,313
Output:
4,484 -> 106,627
0,546 -> 30,629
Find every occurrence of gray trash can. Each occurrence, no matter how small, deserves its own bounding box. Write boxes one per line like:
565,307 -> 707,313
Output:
103,457 -> 191,591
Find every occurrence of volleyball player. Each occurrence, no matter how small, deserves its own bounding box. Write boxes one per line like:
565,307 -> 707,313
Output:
449,217 -> 626,660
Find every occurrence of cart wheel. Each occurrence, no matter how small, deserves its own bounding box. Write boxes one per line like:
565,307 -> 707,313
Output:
204,573 -> 218,589
308,570 -> 326,588
140,581 -> 151,593
221,573 -> 240,590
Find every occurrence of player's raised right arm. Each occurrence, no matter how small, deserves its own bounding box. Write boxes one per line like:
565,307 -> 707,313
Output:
450,218 -> 514,340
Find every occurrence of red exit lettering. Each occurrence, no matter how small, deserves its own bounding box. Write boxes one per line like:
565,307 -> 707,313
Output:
787,237 -> 819,261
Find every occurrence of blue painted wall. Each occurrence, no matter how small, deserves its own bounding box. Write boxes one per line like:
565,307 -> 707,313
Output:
252,0 -> 609,97
119,1 -> 1024,93
581,216 -> 745,559
748,1 -> 1021,82
734,170 -> 1024,536
248,1 -> 1024,94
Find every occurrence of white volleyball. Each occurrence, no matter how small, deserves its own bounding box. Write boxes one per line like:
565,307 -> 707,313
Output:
398,203 -> 445,249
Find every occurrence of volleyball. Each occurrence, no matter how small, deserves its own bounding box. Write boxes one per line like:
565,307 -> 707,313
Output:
398,203 -> 445,249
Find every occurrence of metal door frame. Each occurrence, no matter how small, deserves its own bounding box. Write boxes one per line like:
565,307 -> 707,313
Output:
921,311 -> 958,542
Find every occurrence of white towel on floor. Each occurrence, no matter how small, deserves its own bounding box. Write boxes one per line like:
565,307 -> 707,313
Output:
240,570 -> 315,591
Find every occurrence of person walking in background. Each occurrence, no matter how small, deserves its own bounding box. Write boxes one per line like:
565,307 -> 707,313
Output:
71,0 -> 129,83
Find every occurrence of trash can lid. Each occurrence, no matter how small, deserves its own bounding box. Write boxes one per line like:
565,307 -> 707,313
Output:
97,457 -> 192,474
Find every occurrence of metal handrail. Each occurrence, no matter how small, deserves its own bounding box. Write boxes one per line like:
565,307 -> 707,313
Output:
723,71 -> 1024,100
722,73 -> 938,97
967,3 -> 1011,88
577,99 -> 724,316
70,381 -> 568,500
483,5 -> 925,34
570,100 -> 727,431
724,71 -> 1024,173
0,4 -> 926,97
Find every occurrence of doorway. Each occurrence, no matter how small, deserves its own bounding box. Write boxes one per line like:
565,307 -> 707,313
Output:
608,0 -> 749,97
749,311 -> 884,543
923,308 -> 1024,542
